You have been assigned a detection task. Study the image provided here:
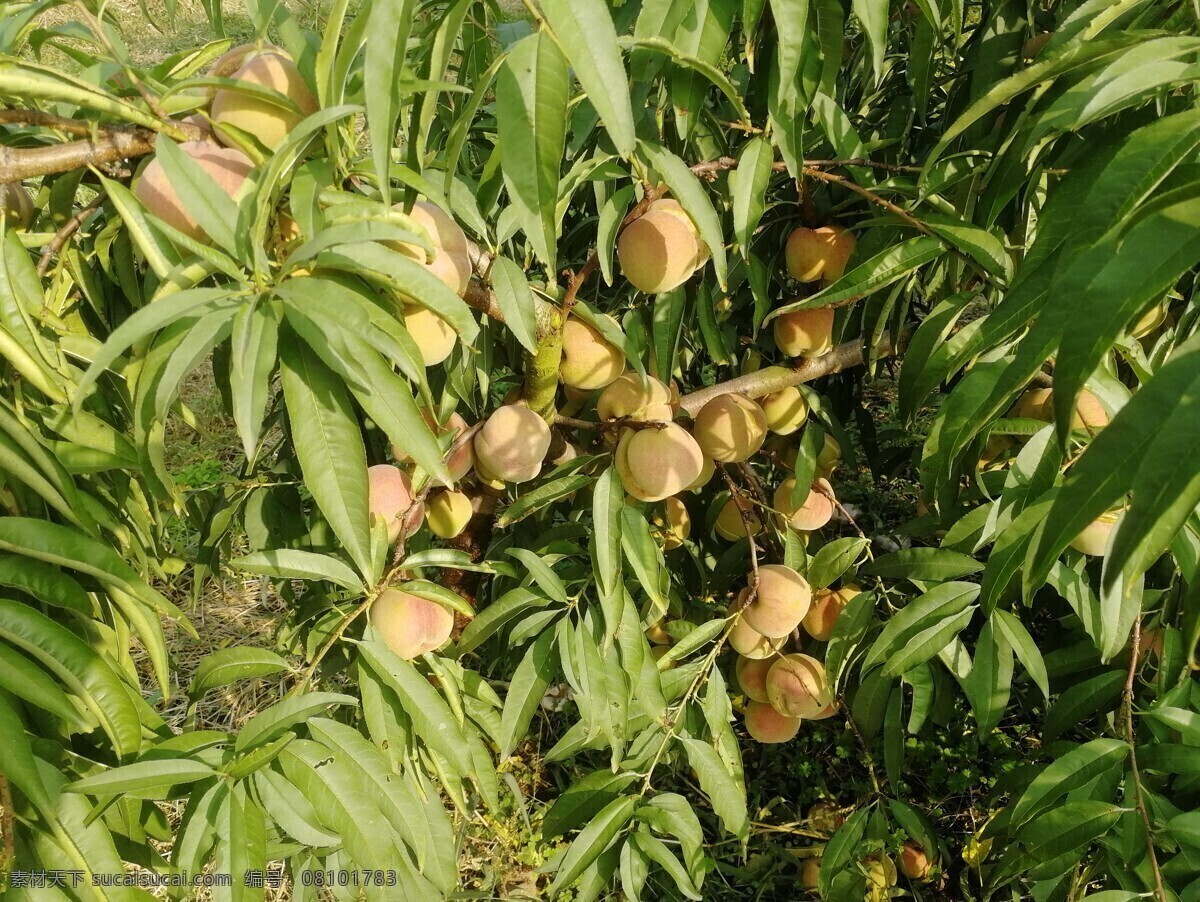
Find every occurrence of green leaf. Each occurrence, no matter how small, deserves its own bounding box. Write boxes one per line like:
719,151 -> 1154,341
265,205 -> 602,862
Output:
923,213 -> 1012,283
0,554 -> 89,614
1009,739 -> 1126,826
679,736 -> 750,840
769,0 -> 810,101
620,506 -> 669,616
498,473 -> 592,526
455,588 -> 555,656
153,135 -> 244,257
1021,801 -> 1124,862
499,629 -> 557,759
363,0 -> 415,206
0,692 -> 52,812
1146,706 -> 1200,743
279,337 -> 373,581
598,185 -> 635,285
767,237 -> 945,319
544,771 -> 638,840
881,606 -> 977,678
862,548 -> 982,582
549,795 -> 638,897
228,298 -> 278,461
538,0 -> 637,158
229,549 -> 364,591
235,692 -> 358,753
0,599 -> 140,759
496,30 -> 568,267
0,641 -> 91,730
189,647 -> 291,699
992,609 -> 1050,701
852,0 -> 887,81
490,255 -> 539,353
807,537 -> 870,590
962,619 -> 1012,734
1044,671 -> 1124,742
730,136 -> 774,258
66,759 -> 218,796
593,466 -> 624,602
638,141 -> 728,289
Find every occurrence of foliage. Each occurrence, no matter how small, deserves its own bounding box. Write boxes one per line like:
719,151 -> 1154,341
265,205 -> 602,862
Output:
0,0 -> 1198,899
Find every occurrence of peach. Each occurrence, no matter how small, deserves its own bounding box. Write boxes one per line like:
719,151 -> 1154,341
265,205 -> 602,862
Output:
617,204 -> 703,294
688,453 -> 715,491
1069,511 -> 1118,556
715,497 -> 762,541
743,564 -> 812,639
371,588 -> 454,659
817,433 -> 841,477
367,465 -> 422,542
800,857 -> 822,890
473,405 -> 551,484
803,585 -> 860,641
744,700 -> 801,743
393,410 -> 473,481
775,477 -> 835,532
785,225 -> 856,283
774,307 -> 835,357
899,842 -> 930,880
560,316 -> 625,391
211,51 -> 317,150
135,141 -> 253,243
765,653 -> 832,718
425,489 -> 472,538
760,386 -> 809,435
403,304 -> 458,366
390,200 -> 472,297
1,183 -> 34,229
692,393 -> 767,463
615,423 -> 704,502
658,496 -> 691,549
597,373 -> 674,422
728,595 -> 787,658
735,655 -> 775,703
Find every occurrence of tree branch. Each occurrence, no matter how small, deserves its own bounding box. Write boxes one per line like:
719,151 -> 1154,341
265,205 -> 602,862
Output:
1125,617 -> 1167,902
678,334 -> 906,417
0,127 -> 159,183
37,191 -> 106,276
0,109 -> 99,137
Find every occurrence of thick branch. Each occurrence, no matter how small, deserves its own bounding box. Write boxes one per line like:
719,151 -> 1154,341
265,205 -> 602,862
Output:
679,335 -> 905,417
0,127 -> 158,183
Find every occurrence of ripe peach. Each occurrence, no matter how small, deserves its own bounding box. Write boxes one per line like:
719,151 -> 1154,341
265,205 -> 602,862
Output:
800,857 -> 822,890
1069,511 -> 1119,556
715,497 -> 762,541
693,393 -> 767,463
775,477 -> 835,532
804,584 -> 860,641
657,496 -> 691,549
735,655 -> 775,703
393,410 -> 473,481
1131,303 -> 1168,339
617,204 -> 703,294
766,653 -> 832,718
473,405 -> 551,484
368,465 -> 422,543
425,489 -> 472,538
371,588 -> 454,659
774,307 -> 835,358
403,304 -> 458,366
647,198 -> 709,270
760,386 -> 809,435
597,373 -> 674,422
728,595 -> 787,658
744,564 -> 812,639
390,201 -> 472,297
615,423 -> 704,502
899,842 -> 931,880
211,51 -> 317,150
1073,389 -> 1109,430
817,433 -> 841,477
1011,386 -> 1108,430
560,316 -> 625,391
1,183 -> 34,229
688,453 -> 715,491
135,141 -> 253,243
809,700 -> 839,720
744,700 -> 801,743
785,225 -> 856,283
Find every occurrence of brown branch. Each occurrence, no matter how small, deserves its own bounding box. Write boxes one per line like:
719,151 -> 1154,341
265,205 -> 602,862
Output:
802,166 -> 932,235
553,414 -> 666,432
687,157 -> 921,178
37,191 -> 106,276
560,251 -> 598,318
679,334 -> 906,417
0,127 -> 158,183
1125,617 -> 1167,902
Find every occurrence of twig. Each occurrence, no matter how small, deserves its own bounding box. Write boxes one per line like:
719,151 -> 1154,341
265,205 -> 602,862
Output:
721,465 -> 761,592
37,191 -> 106,276
553,414 -> 666,432
839,694 -> 883,796
0,774 -> 13,873
560,251 -> 598,318
289,595 -> 375,695
679,334 -> 908,417
73,1 -> 172,124
0,109 -> 99,137
802,167 -> 932,235
687,157 -> 922,178
1124,617 -> 1167,902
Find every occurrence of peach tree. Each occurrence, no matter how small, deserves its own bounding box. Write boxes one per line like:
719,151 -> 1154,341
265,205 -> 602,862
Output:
0,0 -> 1198,898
